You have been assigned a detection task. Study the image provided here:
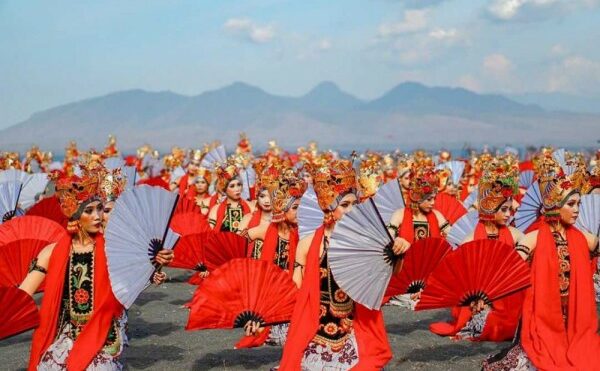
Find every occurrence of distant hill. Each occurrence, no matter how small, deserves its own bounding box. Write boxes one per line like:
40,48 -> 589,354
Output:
1,81 -> 598,153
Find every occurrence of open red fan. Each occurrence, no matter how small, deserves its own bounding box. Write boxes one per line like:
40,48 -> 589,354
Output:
435,193 -> 467,224
416,240 -> 530,311
174,196 -> 201,215
0,286 -> 40,340
137,176 -> 170,190
25,196 -> 68,228
186,258 -> 298,330
385,237 -> 451,298
170,212 -> 210,236
0,216 -> 66,289
203,232 -> 248,271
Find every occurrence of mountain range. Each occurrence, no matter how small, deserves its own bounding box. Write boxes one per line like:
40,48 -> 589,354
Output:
1,81 -> 598,153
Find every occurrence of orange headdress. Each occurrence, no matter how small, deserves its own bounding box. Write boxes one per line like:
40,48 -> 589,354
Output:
358,157 -> 383,200
408,166 -> 439,210
271,170 -> 307,223
215,159 -> 241,194
311,159 -> 357,212
477,157 -> 519,221
99,168 -> 126,202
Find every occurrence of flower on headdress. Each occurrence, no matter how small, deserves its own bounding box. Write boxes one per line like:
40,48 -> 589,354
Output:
560,180 -> 572,189
501,188 -> 513,198
422,186 -> 432,195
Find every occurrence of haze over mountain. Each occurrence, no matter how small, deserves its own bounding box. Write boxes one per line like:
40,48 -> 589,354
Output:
1,81 -> 598,153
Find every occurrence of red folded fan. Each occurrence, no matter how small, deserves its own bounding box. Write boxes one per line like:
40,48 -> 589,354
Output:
416,239 -> 530,311
385,237 -> 450,298
186,258 -> 298,330
0,286 -> 40,340
137,176 -> 170,190
435,193 -> 467,224
174,196 -> 201,216
0,216 -> 67,289
25,196 -> 68,228
203,232 -> 248,271
170,212 -> 210,236
170,233 -> 207,272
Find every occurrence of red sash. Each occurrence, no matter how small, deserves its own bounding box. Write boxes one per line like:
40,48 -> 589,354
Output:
398,208 -> 441,243
279,226 -> 392,370
29,234 -> 123,371
521,223 -> 600,370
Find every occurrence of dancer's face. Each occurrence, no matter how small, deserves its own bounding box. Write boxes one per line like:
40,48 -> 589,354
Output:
418,194 -> 436,214
400,172 -> 410,189
80,201 -> 104,234
195,178 -> 208,194
226,179 -> 242,201
284,199 -> 301,225
257,189 -> 272,212
559,193 -> 580,226
494,200 -> 512,226
102,200 -> 115,228
332,193 -> 358,221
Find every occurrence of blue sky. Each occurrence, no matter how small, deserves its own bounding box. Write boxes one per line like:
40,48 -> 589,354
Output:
1,0 -> 599,128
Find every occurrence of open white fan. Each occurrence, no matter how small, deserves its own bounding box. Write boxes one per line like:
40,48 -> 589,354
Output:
329,199 -> 397,310
240,166 -> 256,201
463,189 -> 478,210
201,145 -> 227,169
553,148 -> 566,167
0,170 -> 49,210
123,166 -> 137,190
0,181 -> 23,224
298,185 -> 325,240
436,161 -> 465,185
104,157 -> 125,171
373,179 -> 405,225
519,170 -> 535,190
447,211 -> 479,248
576,194 -> 600,237
515,181 -> 543,232
171,166 -> 186,183
105,185 -> 180,308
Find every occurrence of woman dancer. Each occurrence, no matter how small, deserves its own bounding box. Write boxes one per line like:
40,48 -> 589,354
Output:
208,161 -> 251,232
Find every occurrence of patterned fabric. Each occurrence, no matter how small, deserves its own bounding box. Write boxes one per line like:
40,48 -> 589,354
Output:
482,344 -> 536,371
456,308 -> 491,339
302,333 -> 359,371
220,205 -> 244,232
313,245 -> 354,351
553,232 -> 570,323
594,272 -> 600,303
266,323 -> 289,347
250,239 -> 264,259
413,220 -> 429,241
38,312 -> 127,371
273,236 -> 290,270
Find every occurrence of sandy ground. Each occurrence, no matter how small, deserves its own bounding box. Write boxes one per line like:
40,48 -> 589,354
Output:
1,268 -> 508,370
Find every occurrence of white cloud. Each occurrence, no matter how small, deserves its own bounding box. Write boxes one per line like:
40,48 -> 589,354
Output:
550,44 -> 568,56
547,55 -> 600,95
223,18 -> 275,43
487,0 -> 599,21
378,9 -> 429,37
428,28 -> 459,41
483,53 -> 514,75
317,39 -> 332,51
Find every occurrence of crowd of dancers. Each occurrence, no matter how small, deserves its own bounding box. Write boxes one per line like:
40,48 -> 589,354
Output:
0,133 -> 599,370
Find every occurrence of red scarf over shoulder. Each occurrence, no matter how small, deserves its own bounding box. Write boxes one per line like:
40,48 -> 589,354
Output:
29,234 -> 123,371
279,226 -> 392,370
214,199 -> 251,231
398,208 -> 441,243
521,223 -> 600,370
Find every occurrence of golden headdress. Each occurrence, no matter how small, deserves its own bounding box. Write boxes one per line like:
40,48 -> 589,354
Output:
255,162 -> 281,197
536,152 -> 587,220
103,134 -> 120,158
236,132 -> 253,155
477,157 -> 519,221
215,159 -> 241,194
271,170 -> 307,223
100,168 -> 126,202
358,157 -> 384,200
408,166 -> 439,210
311,159 -> 357,211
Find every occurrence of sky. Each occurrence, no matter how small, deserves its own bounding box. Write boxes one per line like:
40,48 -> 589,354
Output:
1,0 -> 599,128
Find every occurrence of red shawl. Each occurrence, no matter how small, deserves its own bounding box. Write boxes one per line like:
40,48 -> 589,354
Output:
398,208 -> 441,244
245,210 -> 263,257
29,234 -> 123,371
214,200 -> 251,231
521,223 -> 600,370
279,226 -> 392,370
430,223 -> 522,341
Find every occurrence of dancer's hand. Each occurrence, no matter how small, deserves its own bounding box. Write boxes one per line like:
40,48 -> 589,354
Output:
392,237 -> 411,255
244,320 -> 263,336
199,271 -> 210,278
156,249 -> 174,265
469,299 -> 489,314
152,271 -> 168,285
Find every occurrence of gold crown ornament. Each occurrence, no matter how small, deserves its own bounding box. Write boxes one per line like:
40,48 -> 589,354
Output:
100,168 -> 126,202
103,134 -> 120,158
271,171 -> 307,223
358,158 -> 384,200
215,160 -> 241,194
311,159 -> 357,211
408,167 -> 439,210
255,162 -> 282,197
537,153 -> 587,221
477,157 -> 519,221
